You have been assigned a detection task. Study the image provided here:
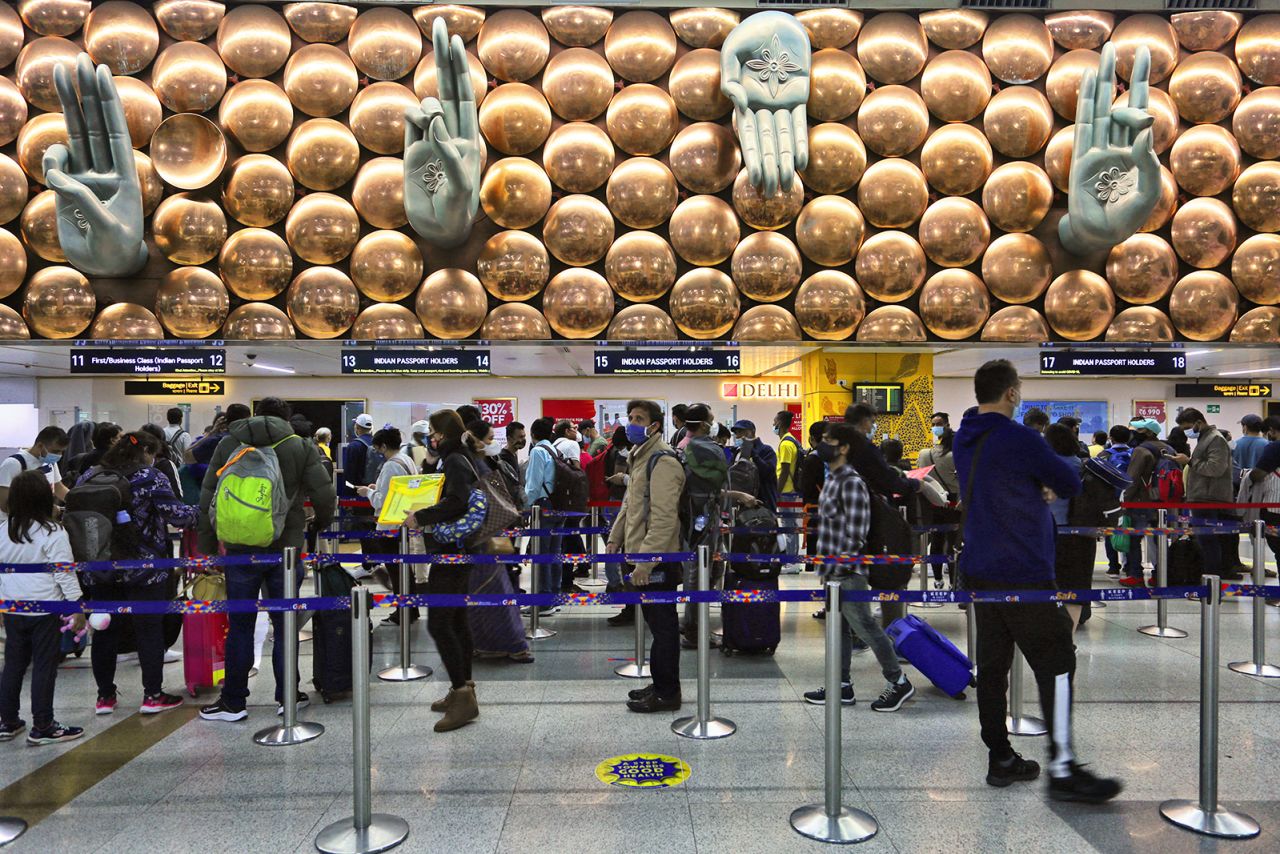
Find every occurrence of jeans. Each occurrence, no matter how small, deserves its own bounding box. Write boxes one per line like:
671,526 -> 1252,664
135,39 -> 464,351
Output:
1124,510 -> 1148,579
638,561 -> 682,698
90,581 -> 170,698
221,562 -> 304,711
969,577 -> 1077,774
778,507 -> 800,563
1193,509 -> 1224,577
0,613 -> 60,729
837,574 -> 902,685
1103,537 -> 1121,571
536,533 -> 563,594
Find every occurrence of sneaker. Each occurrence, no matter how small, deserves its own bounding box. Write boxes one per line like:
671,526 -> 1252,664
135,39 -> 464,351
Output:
27,722 -> 84,745
276,692 -> 311,716
850,638 -> 869,655
199,699 -> 248,722
163,649 -> 182,664
541,606 -> 559,617
116,652 -> 138,664
812,608 -> 826,620
1047,763 -> 1123,804
140,692 -> 184,714
804,683 -> 855,706
0,720 -> 25,741
780,563 -> 804,575
986,751 -> 1041,787
1105,566 -> 1121,577
344,565 -> 373,581
870,678 -> 915,712
95,693 -> 117,715
1117,576 -> 1144,588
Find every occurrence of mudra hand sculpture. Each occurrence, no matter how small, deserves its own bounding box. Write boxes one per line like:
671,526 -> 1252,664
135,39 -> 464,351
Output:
720,11 -> 811,198
1059,43 -> 1160,255
43,54 -> 147,277
404,18 -> 483,249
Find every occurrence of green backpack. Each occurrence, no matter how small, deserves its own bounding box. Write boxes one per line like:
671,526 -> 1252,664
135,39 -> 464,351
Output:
211,435 -> 297,548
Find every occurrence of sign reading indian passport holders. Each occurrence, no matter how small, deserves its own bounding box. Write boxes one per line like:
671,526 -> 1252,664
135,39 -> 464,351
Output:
594,350 -> 740,375
340,349 -> 492,374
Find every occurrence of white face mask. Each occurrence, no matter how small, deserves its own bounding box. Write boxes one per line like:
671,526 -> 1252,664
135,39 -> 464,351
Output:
483,441 -> 502,457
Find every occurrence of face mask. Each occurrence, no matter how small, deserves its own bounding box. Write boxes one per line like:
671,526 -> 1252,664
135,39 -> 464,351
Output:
868,424 -> 878,440
483,442 -> 502,457
1186,429 -> 1199,440
43,452 -> 62,465
816,442 -> 837,463
732,436 -> 744,448
625,423 -> 650,446
931,426 -> 945,439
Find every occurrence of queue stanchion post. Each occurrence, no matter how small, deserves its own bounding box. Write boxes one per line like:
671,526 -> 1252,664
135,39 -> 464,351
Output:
1140,509 -> 1188,639
1006,647 -> 1046,736
791,579 -> 878,843
911,519 -> 941,610
378,528 -> 432,682
673,545 -> 736,739
526,506 -> 556,640
316,587 -> 410,854
1160,575 -> 1261,839
614,563 -> 650,678
1228,519 -> 1280,677
299,547 -> 314,643
0,818 -> 26,846
254,547 -> 325,746
580,506 -> 606,589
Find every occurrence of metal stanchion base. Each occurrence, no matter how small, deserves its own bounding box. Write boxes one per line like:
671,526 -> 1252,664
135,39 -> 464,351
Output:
254,720 -> 325,746
0,817 -> 27,846
577,577 -> 606,589
299,629 -> 313,642
377,664 -> 433,682
1159,800 -> 1261,839
526,626 -> 557,640
613,661 -> 651,678
789,805 -> 878,844
909,601 -> 943,609
672,715 -> 737,739
315,814 -> 410,854
1138,624 -> 1189,638
1228,660 -> 1280,678
1007,715 -> 1047,736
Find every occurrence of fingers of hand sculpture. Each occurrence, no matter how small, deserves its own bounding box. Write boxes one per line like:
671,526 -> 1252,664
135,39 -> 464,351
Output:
737,106 -> 762,188
1092,59 -> 1115,150
45,166 -> 107,222
774,108 -> 795,186
721,79 -> 749,112
1073,70 -> 1096,173
76,55 -> 111,173
1132,129 -> 1160,194
433,19 -> 454,102
791,103 -> 808,172
53,63 -> 92,173
429,115 -> 466,184
451,34 -> 479,143
756,108 -> 779,197
405,104 -> 428,151
98,63 -> 134,175
1129,46 -> 1151,113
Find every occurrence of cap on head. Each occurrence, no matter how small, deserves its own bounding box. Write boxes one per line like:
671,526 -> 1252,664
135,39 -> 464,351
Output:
731,419 -> 756,433
354,413 -> 374,429
411,419 -> 430,435
1241,414 -> 1263,430
1129,418 -> 1160,435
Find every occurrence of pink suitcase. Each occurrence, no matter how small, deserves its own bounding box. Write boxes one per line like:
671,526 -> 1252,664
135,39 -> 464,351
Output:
181,531 -> 229,697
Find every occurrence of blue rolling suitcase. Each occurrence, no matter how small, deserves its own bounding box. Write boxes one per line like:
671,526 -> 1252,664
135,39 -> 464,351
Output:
720,570 -> 781,656
886,614 -> 974,698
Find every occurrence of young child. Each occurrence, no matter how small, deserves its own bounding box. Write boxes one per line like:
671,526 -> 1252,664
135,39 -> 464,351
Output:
0,470 -> 85,745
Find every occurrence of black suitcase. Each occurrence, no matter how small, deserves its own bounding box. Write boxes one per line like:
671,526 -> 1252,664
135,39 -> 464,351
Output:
1166,536 -> 1204,586
720,570 -> 781,656
311,564 -> 371,702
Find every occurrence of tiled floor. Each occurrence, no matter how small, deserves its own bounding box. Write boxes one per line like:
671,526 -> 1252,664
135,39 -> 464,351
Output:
3,552 -> 1279,854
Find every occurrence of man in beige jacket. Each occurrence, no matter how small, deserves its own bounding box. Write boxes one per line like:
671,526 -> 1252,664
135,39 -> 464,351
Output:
607,399 -> 687,713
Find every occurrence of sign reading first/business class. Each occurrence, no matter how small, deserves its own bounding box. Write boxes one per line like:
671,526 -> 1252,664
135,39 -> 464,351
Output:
593,350 -> 740,375
70,348 -> 225,375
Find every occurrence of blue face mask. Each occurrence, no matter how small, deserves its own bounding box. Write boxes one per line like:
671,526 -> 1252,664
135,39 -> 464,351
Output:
931,426 -> 945,438
1186,429 -> 1199,440
625,423 -> 650,446
43,452 -> 62,465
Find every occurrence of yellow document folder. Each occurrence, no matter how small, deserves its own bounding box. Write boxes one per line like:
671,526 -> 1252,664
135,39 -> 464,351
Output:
377,474 -> 445,527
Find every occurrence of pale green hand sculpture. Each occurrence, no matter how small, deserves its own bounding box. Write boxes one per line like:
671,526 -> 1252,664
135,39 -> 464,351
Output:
43,53 -> 147,277
1059,43 -> 1160,255
720,11 -> 810,198
404,18 -> 482,249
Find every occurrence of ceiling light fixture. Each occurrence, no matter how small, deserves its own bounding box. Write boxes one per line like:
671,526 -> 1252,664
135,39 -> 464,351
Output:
251,363 -> 296,374
1219,366 -> 1280,376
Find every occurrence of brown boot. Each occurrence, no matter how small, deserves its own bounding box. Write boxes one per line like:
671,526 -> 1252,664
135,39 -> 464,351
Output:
430,680 -> 474,712
434,684 -> 478,732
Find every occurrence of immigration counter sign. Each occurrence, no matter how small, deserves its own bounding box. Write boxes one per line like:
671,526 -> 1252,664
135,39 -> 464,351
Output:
595,754 -> 692,789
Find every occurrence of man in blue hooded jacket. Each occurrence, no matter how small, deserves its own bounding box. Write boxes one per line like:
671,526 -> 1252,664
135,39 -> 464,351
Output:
954,359 -> 1121,804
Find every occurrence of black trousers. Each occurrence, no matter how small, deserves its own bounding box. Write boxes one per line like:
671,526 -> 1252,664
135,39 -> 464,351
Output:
637,561 -> 681,698
89,581 -> 170,698
969,576 -> 1077,773
426,561 -> 473,689
0,613 -> 61,729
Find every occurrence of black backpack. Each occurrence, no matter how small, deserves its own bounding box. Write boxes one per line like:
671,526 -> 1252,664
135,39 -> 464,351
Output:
780,435 -> 806,486
728,453 -> 760,496
645,440 -> 727,551
866,491 -> 913,590
64,469 -> 140,577
548,447 -> 589,512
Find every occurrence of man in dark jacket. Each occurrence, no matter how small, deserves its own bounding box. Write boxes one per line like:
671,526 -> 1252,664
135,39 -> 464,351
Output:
954,360 -> 1121,803
843,404 -> 921,500
730,420 -> 779,511
1120,419 -> 1175,587
197,397 -> 337,724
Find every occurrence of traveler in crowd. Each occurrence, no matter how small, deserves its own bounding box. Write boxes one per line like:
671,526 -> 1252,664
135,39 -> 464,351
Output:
1166,426 -> 1192,458
162,407 -> 192,461
64,420 -> 92,460
197,398 -> 335,723
880,439 -> 909,472
773,410 -> 804,571
730,420 -> 779,511
1099,425 -> 1135,578
0,471 -> 84,745
1044,425 -> 1093,630
314,426 -> 333,462
552,419 -> 580,461
714,422 -> 731,453
84,430 -> 198,717
186,404 -> 249,467
138,423 -> 181,495
0,425 -> 69,512
464,419 -> 534,665
409,409 -> 482,731
676,404 -> 729,648
1022,408 -> 1049,434
955,359 -> 1121,802
799,421 -> 828,571
918,424 -> 961,587
360,427 -> 419,619
670,403 -> 689,447
1088,431 -> 1108,458
501,421 -> 526,475
608,400 -> 685,713
603,424 -> 631,501
1236,415 -> 1268,470
1056,416 -> 1091,459
342,413 -> 382,574
62,421 -> 121,488
524,417 -> 561,612
931,412 -> 950,433
580,419 -> 607,455
1119,419 -> 1174,587
805,422 -> 915,712
551,420 -> 589,592
1171,408 -> 1234,579
1247,417 -> 1280,586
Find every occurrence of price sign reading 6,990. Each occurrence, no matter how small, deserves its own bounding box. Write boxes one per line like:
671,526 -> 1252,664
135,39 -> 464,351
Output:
593,349 -> 741,375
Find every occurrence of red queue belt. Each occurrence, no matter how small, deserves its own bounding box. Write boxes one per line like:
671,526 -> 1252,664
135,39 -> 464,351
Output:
1123,501 -> 1280,509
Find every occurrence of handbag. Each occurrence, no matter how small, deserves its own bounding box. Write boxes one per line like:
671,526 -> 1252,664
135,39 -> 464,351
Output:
1109,514 -> 1132,552
431,488 -> 488,545
183,570 -> 226,601
430,455 -> 522,547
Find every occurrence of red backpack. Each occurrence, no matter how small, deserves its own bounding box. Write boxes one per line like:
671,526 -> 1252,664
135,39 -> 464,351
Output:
1141,442 -> 1185,502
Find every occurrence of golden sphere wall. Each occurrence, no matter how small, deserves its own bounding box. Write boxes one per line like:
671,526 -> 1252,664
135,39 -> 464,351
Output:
1,4 -> 1277,342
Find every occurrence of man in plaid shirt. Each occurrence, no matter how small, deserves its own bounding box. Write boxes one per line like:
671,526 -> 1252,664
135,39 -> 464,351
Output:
807,422 -> 914,712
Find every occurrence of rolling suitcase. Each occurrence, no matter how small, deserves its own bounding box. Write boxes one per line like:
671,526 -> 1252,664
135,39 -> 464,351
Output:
182,564 -> 228,697
720,569 -> 781,656
312,563 -> 372,702
885,614 -> 974,698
